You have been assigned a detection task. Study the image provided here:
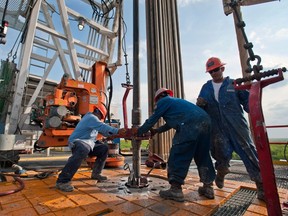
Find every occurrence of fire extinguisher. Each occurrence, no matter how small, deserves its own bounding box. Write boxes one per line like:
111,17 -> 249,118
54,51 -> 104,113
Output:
0,20 -> 9,44
0,0 -> 9,44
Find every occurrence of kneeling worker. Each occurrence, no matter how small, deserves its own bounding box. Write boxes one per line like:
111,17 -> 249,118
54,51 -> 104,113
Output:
56,105 -> 126,192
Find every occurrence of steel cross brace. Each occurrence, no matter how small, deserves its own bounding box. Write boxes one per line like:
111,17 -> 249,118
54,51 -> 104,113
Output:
234,68 -> 285,216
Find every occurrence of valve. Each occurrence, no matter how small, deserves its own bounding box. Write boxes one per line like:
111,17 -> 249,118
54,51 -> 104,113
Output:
12,164 -> 26,175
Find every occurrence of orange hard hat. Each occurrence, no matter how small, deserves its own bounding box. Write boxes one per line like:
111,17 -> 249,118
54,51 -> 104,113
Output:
206,57 -> 226,72
154,88 -> 173,102
93,103 -> 107,119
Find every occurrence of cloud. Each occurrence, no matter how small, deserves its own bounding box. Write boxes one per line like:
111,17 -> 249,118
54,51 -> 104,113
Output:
255,79 -> 288,138
139,39 -> 147,60
274,28 -> 288,39
177,0 -> 207,7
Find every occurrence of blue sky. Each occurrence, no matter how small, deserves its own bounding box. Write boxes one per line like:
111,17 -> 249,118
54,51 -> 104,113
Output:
178,0 -> 288,139
180,0 -> 288,139
1,0 -> 287,138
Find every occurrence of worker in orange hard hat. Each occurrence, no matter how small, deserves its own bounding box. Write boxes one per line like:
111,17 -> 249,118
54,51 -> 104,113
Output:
93,104 -> 107,120
136,87 -> 216,202
197,57 -> 264,201
205,57 -> 226,72
56,103 -> 126,192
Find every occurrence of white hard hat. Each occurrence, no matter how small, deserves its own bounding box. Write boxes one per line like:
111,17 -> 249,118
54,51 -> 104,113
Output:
154,88 -> 173,102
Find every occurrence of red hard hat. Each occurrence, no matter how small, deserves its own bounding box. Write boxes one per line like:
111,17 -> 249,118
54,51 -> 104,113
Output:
206,57 -> 226,72
154,88 -> 173,102
93,103 -> 107,119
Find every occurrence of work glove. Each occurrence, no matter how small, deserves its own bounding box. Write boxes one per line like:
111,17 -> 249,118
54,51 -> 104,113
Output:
117,128 -> 127,137
150,128 -> 158,136
196,97 -> 207,108
131,127 -> 138,136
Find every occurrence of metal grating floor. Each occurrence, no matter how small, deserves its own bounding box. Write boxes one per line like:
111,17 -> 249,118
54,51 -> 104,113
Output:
189,160 -> 288,189
212,188 -> 257,216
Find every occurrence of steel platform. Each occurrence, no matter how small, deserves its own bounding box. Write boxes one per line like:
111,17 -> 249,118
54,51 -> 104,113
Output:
0,152 -> 287,216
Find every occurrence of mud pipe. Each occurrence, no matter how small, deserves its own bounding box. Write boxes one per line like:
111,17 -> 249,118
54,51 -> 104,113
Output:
121,83 -> 133,129
126,0 -> 142,188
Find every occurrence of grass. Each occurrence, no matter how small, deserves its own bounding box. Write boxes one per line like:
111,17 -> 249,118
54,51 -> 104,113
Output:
120,139 -> 149,150
232,144 -> 288,161
119,139 -> 288,161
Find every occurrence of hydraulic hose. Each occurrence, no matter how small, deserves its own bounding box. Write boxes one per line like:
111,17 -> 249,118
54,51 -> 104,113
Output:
0,176 -> 25,196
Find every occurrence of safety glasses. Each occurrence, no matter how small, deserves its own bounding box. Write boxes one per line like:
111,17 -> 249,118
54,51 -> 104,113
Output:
208,67 -> 221,74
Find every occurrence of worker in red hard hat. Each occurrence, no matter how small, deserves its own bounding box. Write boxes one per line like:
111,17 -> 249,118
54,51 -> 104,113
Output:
197,57 -> 264,201
137,87 -> 216,202
56,103 -> 126,192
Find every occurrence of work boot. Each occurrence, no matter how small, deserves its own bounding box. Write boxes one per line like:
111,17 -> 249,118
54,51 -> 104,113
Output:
159,183 -> 184,202
215,167 -> 230,189
198,183 -> 215,199
91,174 -> 107,181
256,182 -> 265,201
55,182 -> 74,192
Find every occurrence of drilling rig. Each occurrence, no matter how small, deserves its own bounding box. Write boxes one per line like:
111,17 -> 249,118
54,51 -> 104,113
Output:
0,0 -> 125,167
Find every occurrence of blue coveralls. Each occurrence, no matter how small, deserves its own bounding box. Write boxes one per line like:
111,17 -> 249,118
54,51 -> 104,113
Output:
57,112 -> 118,184
138,96 -> 216,185
198,77 -> 262,182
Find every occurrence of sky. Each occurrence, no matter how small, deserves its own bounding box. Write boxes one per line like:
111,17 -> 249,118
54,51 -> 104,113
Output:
115,0 -> 288,138
179,0 -> 288,139
0,0 -> 287,138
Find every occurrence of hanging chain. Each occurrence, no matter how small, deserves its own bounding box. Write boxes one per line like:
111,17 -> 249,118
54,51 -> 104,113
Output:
229,0 -> 263,74
124,54 -> 130,85
121,14 -> 131,85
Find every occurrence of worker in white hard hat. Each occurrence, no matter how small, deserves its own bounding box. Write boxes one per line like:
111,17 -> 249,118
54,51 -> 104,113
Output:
137,88 -> 216,202
197,57 -> 264,201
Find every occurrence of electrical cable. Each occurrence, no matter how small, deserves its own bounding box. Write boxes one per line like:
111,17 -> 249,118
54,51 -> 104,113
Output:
6,0 -> 38,62
106,67 -> 113,125
88,0 -> 115,20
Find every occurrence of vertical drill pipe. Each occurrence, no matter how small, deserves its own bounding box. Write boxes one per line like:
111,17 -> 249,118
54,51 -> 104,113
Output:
132,0 -> 141,185
145,0 -> 183,159
1,0 -> 9,24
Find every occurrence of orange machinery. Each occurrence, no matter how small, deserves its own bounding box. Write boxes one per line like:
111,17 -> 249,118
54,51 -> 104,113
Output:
33,61 -> 125,167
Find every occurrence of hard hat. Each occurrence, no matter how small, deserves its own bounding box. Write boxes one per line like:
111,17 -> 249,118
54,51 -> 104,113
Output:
93,103 -> 107,119
154,88 -> 173,102
206,57 -> 226,72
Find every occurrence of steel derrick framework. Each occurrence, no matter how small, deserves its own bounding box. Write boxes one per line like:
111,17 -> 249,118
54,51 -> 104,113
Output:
1,0 -> 123,134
